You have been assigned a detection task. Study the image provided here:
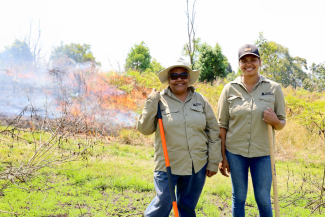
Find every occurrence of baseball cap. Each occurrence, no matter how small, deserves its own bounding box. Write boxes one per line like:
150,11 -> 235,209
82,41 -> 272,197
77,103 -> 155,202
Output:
238,44 -> 260,60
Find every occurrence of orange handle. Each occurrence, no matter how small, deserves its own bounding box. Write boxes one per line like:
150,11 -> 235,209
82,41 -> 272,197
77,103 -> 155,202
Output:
158,119 -> 170,167
157,103 -> 179,217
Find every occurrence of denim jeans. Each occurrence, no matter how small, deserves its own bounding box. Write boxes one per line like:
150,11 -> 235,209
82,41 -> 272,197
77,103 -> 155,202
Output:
226,150 -> 273,217
144,164 -> 207,217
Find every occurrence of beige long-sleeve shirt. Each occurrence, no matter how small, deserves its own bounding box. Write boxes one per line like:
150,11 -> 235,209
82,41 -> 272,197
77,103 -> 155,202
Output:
137,87 -> 222,175
217,75 -> 286,157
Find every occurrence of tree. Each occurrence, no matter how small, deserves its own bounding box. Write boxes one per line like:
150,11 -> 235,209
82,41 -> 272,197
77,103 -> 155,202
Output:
125,41 -> 151,72
51,42 -> 101,66
255,33 -> 281,79
282,55 -> 308,88
184,0 -> 197,69
146,58 -> 165,74
226,71 -> 239,82
195,43 -> 228,84
24,20 -> 43,67
304,62 -> 325,92
182,38 -> 202,69
0,39 -> 34,67
225,63 -> 237,82
255,32 -> 308,88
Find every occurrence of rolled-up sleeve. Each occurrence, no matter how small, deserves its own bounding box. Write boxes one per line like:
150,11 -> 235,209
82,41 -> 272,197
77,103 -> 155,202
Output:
217,86 -> 229,129
136,91 -> 160,135
204,98 -> 223,172
274,85 -> 286,121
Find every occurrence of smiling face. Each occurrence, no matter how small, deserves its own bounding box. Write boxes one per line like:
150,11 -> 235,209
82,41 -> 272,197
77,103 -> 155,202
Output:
168,67 -> 189,96
239,54 -> 261,77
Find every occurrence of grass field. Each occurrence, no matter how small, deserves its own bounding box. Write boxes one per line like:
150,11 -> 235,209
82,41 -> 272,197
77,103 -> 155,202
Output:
0,124 -> 324,216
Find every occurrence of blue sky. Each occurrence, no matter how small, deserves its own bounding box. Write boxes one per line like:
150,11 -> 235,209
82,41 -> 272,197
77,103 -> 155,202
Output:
1,0 -> 325,72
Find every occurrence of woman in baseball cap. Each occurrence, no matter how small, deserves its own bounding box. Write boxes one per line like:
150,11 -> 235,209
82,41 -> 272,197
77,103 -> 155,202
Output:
137,57 -> 222,216
217,44 -> 287,216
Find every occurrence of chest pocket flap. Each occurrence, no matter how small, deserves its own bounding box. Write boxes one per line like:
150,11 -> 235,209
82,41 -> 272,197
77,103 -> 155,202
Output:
161,107 -> 180,124
190,105 -> 204,112
259,96 -> 275,103
226,95 -> 242,116
190,104 -> 205,126
162,107 -> 179,115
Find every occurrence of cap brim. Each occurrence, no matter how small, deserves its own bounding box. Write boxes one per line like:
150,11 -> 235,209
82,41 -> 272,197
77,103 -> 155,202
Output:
239,53 -> 260,60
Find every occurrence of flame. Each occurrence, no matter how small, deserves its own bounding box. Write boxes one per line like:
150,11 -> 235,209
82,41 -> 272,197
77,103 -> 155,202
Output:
1,60 -> 150,129
29,120 -> 34,131
70,104 -> 81,117
50,66 -> 150,128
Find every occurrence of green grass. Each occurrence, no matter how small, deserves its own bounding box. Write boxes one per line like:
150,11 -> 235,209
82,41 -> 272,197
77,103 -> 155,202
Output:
1,129 -> 324,216
0,136 -> 156,216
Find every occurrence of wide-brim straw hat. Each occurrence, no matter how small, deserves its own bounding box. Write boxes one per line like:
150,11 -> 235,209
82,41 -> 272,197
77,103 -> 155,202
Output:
158,57 -> 200,86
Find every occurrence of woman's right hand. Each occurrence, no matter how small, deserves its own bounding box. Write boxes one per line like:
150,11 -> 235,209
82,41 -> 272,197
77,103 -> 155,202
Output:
219,159 -> 230,177
147,88 -> 161,101
152,88 -> 160,94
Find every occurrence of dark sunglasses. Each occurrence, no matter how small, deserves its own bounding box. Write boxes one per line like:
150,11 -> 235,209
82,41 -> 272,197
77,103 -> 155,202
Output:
169,72 -> 189,80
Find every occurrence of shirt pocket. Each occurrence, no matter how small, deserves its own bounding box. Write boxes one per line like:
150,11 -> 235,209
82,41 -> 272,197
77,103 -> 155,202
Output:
227,95 -> 243,116
162,107 -> 180,125
259,96 -> 275,111
190,105 -> 206,126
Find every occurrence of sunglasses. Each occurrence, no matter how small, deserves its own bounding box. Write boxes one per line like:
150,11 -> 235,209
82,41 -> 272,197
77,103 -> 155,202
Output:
169,72 -> 189,80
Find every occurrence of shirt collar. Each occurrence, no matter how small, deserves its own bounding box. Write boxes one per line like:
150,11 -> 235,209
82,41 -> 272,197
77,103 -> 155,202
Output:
231,75 -> 269,85
259,75 -> 269,83
162,86 -> 195,101
162,86 -> 195,95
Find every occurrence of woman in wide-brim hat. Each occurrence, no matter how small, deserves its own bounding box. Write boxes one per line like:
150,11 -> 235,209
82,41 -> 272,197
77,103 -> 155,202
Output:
137,57 -> 222,217
217,44 -> 286,216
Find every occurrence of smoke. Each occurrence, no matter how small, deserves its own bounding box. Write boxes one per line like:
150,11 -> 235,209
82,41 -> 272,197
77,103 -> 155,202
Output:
0,58 -> 137,128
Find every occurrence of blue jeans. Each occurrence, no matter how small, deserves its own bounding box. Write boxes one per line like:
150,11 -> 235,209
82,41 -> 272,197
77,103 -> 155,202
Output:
226,150 -> 273,217
144,164 -> 207,217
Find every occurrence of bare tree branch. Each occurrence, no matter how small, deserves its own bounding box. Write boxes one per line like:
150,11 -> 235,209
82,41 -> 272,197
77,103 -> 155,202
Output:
185,0 -> 197,68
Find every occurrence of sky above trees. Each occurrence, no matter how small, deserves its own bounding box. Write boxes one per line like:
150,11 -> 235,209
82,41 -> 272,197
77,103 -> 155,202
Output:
1,0 -> 325,72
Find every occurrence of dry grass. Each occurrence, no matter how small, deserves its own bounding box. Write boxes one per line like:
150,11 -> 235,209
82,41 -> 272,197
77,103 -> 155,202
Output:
117,127 -> 154,147
275,118 -> 325,164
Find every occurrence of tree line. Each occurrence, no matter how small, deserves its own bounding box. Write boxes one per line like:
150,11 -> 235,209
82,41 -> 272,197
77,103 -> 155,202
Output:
256,33 -> 325,92
0,33 -> 324,92
120,34 -> 325,92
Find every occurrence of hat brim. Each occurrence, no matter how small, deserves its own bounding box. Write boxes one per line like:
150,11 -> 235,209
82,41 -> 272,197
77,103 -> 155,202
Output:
239,53 -> 260,60
158,65 -> 200,86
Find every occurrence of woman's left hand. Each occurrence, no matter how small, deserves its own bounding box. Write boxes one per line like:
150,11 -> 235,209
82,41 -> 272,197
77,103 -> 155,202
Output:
206,170 -> 217,178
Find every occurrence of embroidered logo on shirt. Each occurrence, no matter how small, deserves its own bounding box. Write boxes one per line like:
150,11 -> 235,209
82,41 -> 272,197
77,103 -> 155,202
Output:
262,92 -> 274,95
193,103 -> 202,106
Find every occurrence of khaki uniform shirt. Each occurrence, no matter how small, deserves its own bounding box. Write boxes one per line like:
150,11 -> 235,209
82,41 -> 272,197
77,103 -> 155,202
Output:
217,75 -> 286,157
137,87 -> 222,175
